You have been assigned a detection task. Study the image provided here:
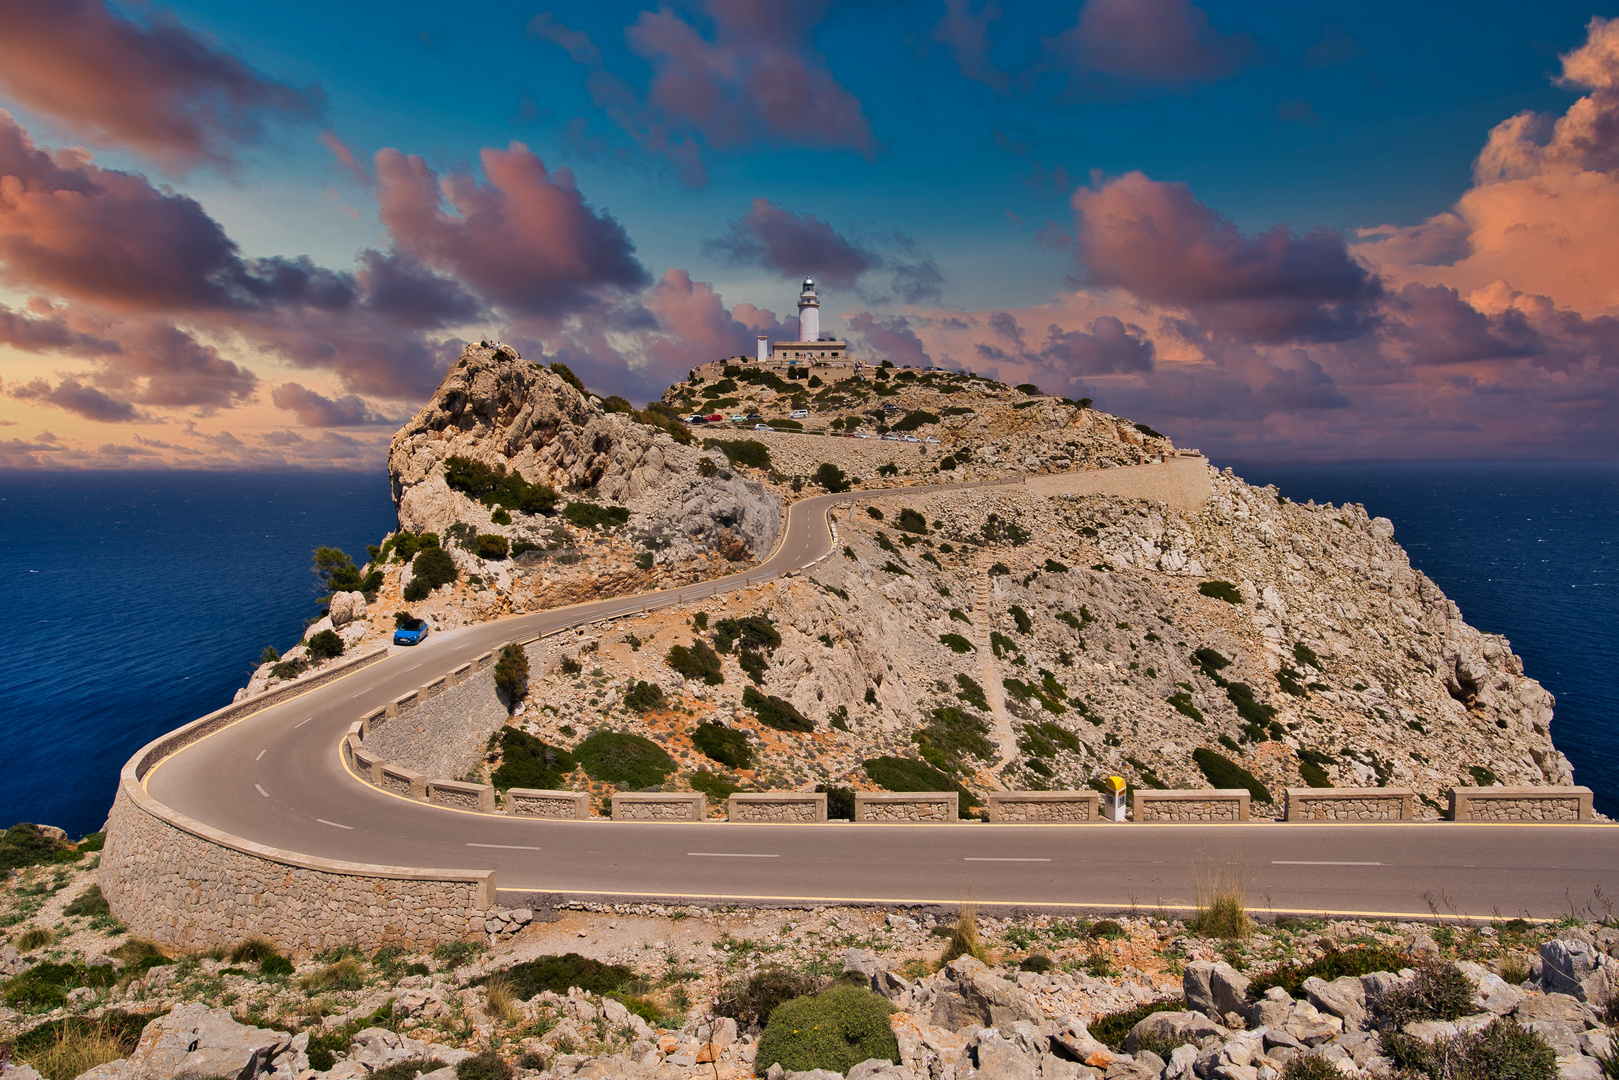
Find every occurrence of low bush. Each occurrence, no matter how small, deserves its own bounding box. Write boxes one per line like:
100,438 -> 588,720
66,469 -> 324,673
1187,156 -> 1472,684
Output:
443,456 -> 558,515
817,784 -> 855,820
815,462 -> 851,493
573,731 -> 675,788
955,673 -> 989,710
371,1059 -> 448,1080
712,615 -> 781,654
63,884 -> 109,919
1167,692 -> 1204,722
432,940 -> 487,969
1381,1015 -> 1555,1080
667,640 -> 724,685
15,927 -> 55,951
1247,945 -> 1411,1001
896,508 -> 928,534
1019,954 -> 1053,973
1299,760 -> 1332,787
755,985 -> 899,1075
623,680 -> 666,712
862,756 -> 980,815
704,438 -> 771,469
269,656 -> 309,681
939,632 -> 975,653
1009,605 -> 1032,634
456,1051 -> 514,1080
1376,963 -> 1477,1029
13,1013 -> 154,1080
475,534 -> 510,560
688,770 -> 739,801
306,629 -> 345,661
715,965 -> 820,1028
1089,999 -> 1183,1052
1043,558 -> 1069,573
1198,580 -> 1244,604
891,410 -> 940,432
692,722 -> 752,768
491,729 -> 576,792
483,953 -> 632,998
1192,747 -> 1273,803
1279,1057 -> 1349,1079
743,686 -> 814,732
299,956 -> 365,992
404,546 -> 457,601
492,643 -> 530,709
561,501 -> 631,530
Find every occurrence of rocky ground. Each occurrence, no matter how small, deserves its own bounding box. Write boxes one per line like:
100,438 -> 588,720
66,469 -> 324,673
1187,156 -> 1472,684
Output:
5,840 -> 1618,1080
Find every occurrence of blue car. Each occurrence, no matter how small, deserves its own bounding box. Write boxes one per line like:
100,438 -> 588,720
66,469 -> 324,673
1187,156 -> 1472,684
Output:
393,618 -> 429,646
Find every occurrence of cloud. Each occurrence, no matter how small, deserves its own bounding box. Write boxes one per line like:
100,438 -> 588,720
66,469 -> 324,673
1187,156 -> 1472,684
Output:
1355,17 -> 1619,316
932,0 -> 1009,93
9,376 -> 140,422
0,301 -> 119,355
527,13 -> 602,66
374,141 -> 649,320
0,0 -> 320,169
1073,171 -> 1383,341
848,312 -> 933,368
707,198 -> 874,287
1045,0 -> 1258,95
270,382 -> 396,427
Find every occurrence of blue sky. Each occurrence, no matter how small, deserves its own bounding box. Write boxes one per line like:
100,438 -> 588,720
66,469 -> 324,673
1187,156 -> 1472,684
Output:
1,0 -> 1616,467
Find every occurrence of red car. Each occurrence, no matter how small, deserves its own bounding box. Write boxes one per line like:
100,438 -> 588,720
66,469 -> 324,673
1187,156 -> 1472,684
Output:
705,413 -> 725,423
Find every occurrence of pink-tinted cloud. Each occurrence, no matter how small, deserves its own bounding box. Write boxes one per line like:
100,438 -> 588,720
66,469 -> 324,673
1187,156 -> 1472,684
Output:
1074,171 -> 1382,341
848,312 -> 933,368
270,382 -> 395,427
932,0 -> 1009,93
1045,0 -> 1258,95
318,131 -> 369,185
375,142 -> 648,320
9,376 -> 140,422
708,198 -> 874,287
527,13 -> 602,66
0,301 -> 119,355
0,0 -> 319,169
1356,17 -> 1619,315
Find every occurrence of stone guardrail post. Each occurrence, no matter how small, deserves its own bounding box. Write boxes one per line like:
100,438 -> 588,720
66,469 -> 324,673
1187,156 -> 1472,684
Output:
1132,789 -> 1251,822
1448,785 -> 1594,821
986,791 -> 1099,822
427,779 -> 497,813
1285,787 -> 1414,821
727,792 -> 828,822
612,792 -> 707,821
854,791 -> 958,822
505,789 -> 591,819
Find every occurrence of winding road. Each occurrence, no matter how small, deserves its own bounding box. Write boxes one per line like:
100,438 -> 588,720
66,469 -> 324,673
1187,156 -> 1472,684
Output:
142,479 -> 1618,922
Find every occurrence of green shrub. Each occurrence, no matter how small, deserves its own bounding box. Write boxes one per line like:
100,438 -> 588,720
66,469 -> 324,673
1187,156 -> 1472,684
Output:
1088,999 -> 1183,1052
306,629 -> 345,662
938,632 -> 975,653
456,1051 -> 514,1080
432,940 -> 487,969
1167,692 -> 1204,722
443,456 -> 558,514
1468,764 -> 1502,787
989,561 -> 1011,576
624,680 -> 666,712
913,706 -> 994,773
1299,760 -> 1332,787
550,362 -> 586,392
1247,945 -> 1410,1001
954,673 -> 989,710
982,514 -> 1030,546
667,640 -> 724,684
755,985 -> 899,1075
715,966 -> 819,1028
689,770 -> 739,801
1376,963 -> 1477,1028
404,546 -> 457,601
482,953 -> 632,998
705,439 -> 772,469
63,884 -> 109,918
1381,1016 -> 1555,1080
1292,642 -> 1321,669
475,534 -> 510,559
1198,580 -> 1243,603
1192,747 -> 1273,803
712,615 -> 781,654
817,784 -> 855,819
692,722 -> 752,768
313,546 -> 366,598
1009,605 -> 1032,634
1088,920 -> 1126,939
738,647 -> 768,684
863,756 -> 979,814
371,1059 -> 448,1080
1043,559 -> 1069,573
574,731 -> 675,788
1278,1056 -> 1349,1079
493,643 -> 530,709
891,410 -> 940,432
75,831 -> 105,853
491,729 -> 576,792
562,501 -> 631,530
743,686 -> 813,732
815,463 -> 851,493
896,508 -> 928,534
1019,954 -> 1053,973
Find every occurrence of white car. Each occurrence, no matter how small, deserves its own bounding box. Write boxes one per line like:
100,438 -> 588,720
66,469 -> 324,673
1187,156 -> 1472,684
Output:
730,414 -> 748,422
924,437 -> 941,444
790,409 -> 809,419
855,433 -> 872,439
754,423 -> 773,431
884,433 -> 901,441
903,435 -> 921,443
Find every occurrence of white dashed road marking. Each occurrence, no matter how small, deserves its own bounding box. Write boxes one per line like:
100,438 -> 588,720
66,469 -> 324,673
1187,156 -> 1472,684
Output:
317,818 -> 354,830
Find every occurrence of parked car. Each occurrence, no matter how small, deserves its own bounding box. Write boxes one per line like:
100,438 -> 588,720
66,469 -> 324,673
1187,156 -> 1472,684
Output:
683,414 -> 708,424
705,413 -> 725,423
754,423 -> 773,431
790,409 -> 809,419
884,433 -> 901,441
730,414 -> 749,422
746,413 -> 762,421
393,617 -> 429,646
854,433 -> 872,439
924,436 -> 941,444
903,435 -> 921,443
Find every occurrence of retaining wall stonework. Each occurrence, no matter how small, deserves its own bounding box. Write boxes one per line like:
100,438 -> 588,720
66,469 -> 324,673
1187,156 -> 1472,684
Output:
727,793 -> 827,822
1133,789 -> 1250,822
1285,787 -> 1414,822
854,792 -> 958,821
612,793 -> 706,821
364,657 -> 509,778
1449,786 -> 1594,821
506,789 -> 590,819
986,791 -> 1098,822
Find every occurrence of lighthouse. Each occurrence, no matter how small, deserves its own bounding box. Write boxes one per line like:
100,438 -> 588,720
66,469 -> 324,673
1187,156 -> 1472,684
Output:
797,277 -> 820,343
764,277 -> 848,365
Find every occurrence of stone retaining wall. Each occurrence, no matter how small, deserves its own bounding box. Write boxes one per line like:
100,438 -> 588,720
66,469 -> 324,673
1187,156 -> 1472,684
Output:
1285,787 -> 1414,821
1449,786 -> 1594,821
727,793 -> 827,822
506,789 -> 590,819
612,793 -> 707,821
363,646 -> 508,778
986,791 -> 1098,822
854,792 -> 958,822
1133,789 -> 1250,822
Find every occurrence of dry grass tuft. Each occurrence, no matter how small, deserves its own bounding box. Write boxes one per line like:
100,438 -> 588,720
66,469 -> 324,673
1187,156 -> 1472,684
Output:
227,936 -> 281,965
22,1023 -> 127,1080
15,927 -> 56,951
484,974 -> 522,1026
1190,859 -> 1252,939
298,955 -> 365,992
939,905 -> 989,964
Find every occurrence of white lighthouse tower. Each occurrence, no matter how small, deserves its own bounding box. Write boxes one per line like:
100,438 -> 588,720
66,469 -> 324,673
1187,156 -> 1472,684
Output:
797,277 -> 820,343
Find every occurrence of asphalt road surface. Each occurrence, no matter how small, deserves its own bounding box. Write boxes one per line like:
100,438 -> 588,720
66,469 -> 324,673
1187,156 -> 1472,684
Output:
144,482 -> 1618,921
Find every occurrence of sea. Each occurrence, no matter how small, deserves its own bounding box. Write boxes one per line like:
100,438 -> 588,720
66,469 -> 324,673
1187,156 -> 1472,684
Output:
0,462 -> 1613,837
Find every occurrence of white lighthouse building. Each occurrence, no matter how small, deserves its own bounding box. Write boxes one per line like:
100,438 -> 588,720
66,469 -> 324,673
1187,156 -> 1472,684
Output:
767,277 -> 847,363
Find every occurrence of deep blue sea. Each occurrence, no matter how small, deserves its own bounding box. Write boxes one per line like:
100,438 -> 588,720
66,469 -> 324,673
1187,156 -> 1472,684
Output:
0,463 -> 1614,836
0,471 -> 397,838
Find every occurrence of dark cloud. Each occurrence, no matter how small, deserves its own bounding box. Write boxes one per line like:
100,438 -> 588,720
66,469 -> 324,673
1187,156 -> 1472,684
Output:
374,142 -> 649,321
708,199 -> 875,287
9,377 -> 140,422
270,382 -> 396,427
849,312 -> 933,368
0,0 -> 320,169
527,13 -> 602,66
1073,171 -> 1383,342
1045,0 -> 1258,95
1038,316 -> 1156,376
355,250 -> 483,329
932,0 -> 1009,93
0,302 -> 119,355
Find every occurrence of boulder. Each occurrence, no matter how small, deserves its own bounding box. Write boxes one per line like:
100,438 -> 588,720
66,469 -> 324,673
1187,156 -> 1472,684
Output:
1513,992 -> 1600,1027
1124,1011 -> 1224,1054
846,1060 -> 916,1080
120,1003 -> 293,1080
328,591 -> 367,627
1048,1016 -> 1114,1070
974,1034 -> 1038,1080
890,1011 -> 971,1078
347,1027 -> 475,1070
1301,974 -> 1367,1030
4,1066 -> 45,1080
1243,986 -> 1293,1030
1542,939 -> 1602,998
945,956 -> 1045,1027
1452,960 -> 1528,1015
1162,1044 -> 1199,1080
1182,962 -> 1250,1020
1401,1013 -> 1495,1043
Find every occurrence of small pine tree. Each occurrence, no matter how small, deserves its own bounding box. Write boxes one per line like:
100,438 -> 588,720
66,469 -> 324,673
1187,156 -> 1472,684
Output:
493,644 -> 530,713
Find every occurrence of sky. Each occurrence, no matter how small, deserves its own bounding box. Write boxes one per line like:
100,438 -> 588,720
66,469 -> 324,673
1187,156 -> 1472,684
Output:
1,0 -> 1618,469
